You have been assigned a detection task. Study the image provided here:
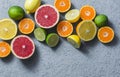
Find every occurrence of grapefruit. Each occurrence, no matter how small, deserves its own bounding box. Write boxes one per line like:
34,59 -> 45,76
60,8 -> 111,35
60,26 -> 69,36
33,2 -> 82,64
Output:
0,18 -> 17,40
35,4 -> 59,29
11,35 -> 35,59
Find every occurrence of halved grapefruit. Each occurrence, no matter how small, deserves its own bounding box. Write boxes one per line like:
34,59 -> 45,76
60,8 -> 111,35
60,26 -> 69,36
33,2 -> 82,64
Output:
35,4 -> 59,29
11,35 -> 35,59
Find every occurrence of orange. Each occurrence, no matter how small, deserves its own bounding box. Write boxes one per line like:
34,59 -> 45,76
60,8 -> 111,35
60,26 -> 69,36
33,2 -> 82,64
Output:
97,26 -> 114,43
54,0 -> 71,13
18,18 -> 35,34
0,41 -> 11,58
57,20 -> 73,37
80,5 -> 96,20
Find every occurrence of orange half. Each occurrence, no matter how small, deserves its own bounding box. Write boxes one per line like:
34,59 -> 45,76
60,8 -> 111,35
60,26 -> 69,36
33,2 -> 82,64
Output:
18,18 -> 35,34
54,0 -> 71,13
98,26 -> 114,43
57,20 -> 73,37
0,41 -> 11,58
80,5 -> 96,20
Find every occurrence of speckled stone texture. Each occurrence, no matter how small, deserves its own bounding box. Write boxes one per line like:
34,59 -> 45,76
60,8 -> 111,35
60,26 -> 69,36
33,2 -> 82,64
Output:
0,0 -> 120,77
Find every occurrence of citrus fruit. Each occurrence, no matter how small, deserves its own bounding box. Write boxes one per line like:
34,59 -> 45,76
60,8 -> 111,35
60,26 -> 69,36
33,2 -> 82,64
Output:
65,9 -> 80,23
34,28 -> 46,42
54,0 -> 71,13
46,33 -> 59,47
94,14 -> 108,27
57,20 -> 73,37
24,0 -> 41,14
35,4 -> 59,29
11,35 -> 35,59
76,20 -> 97,41
0,18 -> 17,40
67,35 -> 81,48
0,41 -> 11,58
8,6 -> 25,20
80,5 -> 96,20
97,26 -> 114,43
18,18 -> 35,34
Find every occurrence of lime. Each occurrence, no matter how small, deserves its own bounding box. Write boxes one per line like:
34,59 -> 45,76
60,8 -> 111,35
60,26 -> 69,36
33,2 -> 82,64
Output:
65,9 -> 80,23
67,35 -> 81,48
94,14 -> 108,27
46,33 -> 59,47
76,20 -> 97,41
34,28 -> 46,42
8,6 -> 25,20
0,18 -> 17,40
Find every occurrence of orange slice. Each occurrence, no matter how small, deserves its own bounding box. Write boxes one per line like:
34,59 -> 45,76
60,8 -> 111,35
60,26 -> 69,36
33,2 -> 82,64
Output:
80,5 -> 96,20
0,41 -> 11,58
18,18 -> 35,34
97,26 -> 114,43
57,20 -> 73,37
54,0 -> 71,13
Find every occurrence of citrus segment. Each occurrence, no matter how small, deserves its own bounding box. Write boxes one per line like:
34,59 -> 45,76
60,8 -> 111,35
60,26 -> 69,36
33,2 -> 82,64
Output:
34,28 -> 46,42
54,0 -> 71,13
18,18 -> 35,34
0,41 -> 11,58
46,33 -> 59,47
11,35 -> 35,59
57,21 -> 73,37
67,35 -> 81,48
65,9 -> 80,23
76,20 -> 97,41
80,5 -> 96,20
35,4 -> 59,29
0,19 -> 17,40
97,26 -> 114,43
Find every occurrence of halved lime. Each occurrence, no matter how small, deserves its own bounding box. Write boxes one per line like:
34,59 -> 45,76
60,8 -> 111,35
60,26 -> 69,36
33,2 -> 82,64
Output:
65,9 -> 80,23
46,33 -> 59,47
0,18 -> 17,40
67,35 -> 81,48
34,27 -> 46,42
76,20 -> 97,41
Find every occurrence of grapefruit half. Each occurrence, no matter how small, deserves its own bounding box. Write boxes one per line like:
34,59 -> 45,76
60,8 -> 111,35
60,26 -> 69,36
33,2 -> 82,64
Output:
35,4 -> 59,29
11,35 -> 35,59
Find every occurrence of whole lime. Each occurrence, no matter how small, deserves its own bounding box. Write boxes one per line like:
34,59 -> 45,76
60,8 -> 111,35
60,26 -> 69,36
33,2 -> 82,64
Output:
8,6 -> 25,20
94,14 -> 108,27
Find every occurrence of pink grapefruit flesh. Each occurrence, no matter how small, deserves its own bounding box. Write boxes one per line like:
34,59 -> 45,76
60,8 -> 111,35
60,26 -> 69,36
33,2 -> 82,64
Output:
11,35 -> 35,59
35,4 -> 59,29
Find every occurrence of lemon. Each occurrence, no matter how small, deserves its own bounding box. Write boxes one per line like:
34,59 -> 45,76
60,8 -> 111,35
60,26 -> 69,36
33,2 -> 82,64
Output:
67,35 -> 81,48
24,0 -> 41,14
0,19 -> 17,40
65,9 -> 80,23
76,20 -> 97,41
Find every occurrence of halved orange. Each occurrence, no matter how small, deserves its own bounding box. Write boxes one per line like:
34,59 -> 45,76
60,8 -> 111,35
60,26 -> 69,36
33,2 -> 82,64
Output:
97,26 -> 114,43
54,0 -> 71,13
18,18 -> 35,34
57,20 -> 73,37
0,41 -> 11,58
80,5 -> 96,20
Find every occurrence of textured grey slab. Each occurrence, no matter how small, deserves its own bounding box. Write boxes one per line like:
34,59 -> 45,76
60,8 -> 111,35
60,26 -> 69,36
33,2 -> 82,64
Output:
0,0 -> 120,77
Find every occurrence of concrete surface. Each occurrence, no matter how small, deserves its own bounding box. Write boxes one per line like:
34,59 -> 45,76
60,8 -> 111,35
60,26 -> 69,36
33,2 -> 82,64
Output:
0,0 -> 120,77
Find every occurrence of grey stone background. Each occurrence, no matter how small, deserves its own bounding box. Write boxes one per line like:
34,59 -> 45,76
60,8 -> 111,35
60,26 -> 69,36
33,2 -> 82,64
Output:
0,0 -> 120,77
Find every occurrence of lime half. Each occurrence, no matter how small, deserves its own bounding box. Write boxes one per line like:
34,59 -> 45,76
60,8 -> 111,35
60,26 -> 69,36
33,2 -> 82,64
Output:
76,20 -> 97,41
65,9 -> 80,23
0,18 -> 17,40
46,33 -> 59,47
67,35 -> 81,48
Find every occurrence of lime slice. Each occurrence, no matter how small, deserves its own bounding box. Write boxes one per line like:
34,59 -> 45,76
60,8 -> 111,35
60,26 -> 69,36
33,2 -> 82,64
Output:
46,33 -> 59,47
67,35 -> 81,48
76,20 -> 97,41
65,9 -> 80,23
34,28 -> 46,42
0,18 -> 17,40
